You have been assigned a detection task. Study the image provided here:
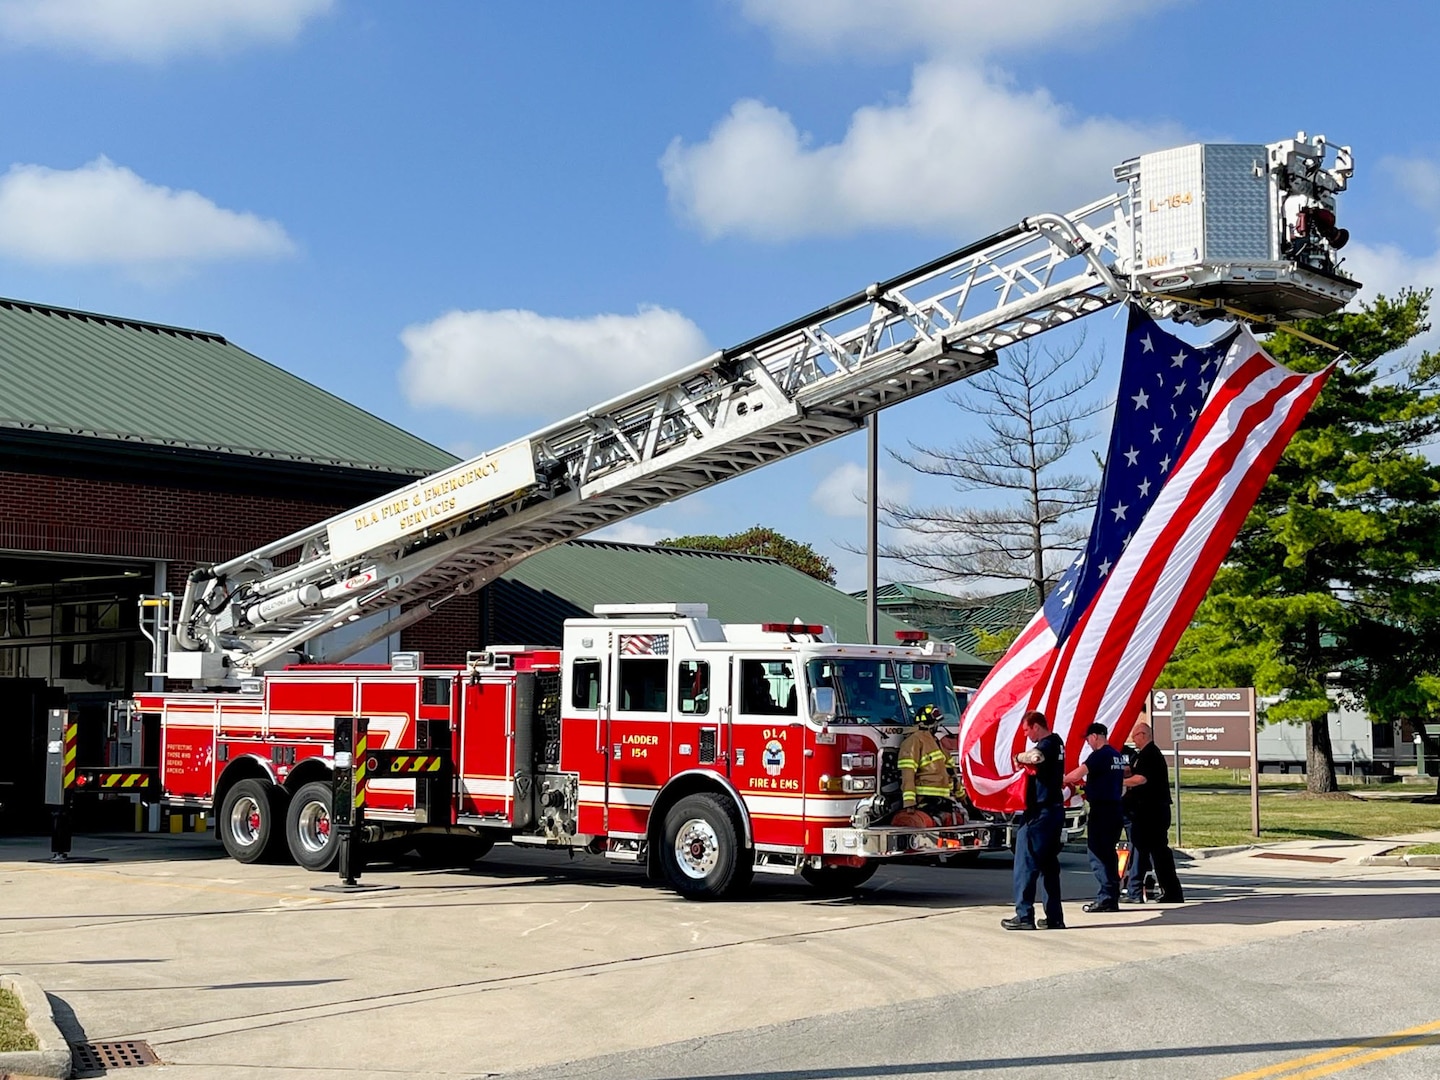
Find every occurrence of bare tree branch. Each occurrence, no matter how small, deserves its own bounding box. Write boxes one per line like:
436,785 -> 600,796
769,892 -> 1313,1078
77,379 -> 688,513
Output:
877,333 -> 1104,600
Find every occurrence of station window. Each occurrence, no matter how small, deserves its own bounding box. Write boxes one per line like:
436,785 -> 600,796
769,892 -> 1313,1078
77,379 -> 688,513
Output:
740,659 -> 796,716
678,660 -> 709,715
571,658 -> 602,710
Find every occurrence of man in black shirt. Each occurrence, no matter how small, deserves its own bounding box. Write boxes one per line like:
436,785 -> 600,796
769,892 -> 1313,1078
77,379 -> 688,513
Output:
1001,711 -> 1067,930
1065,721 -> 1125,912
1121,722 -> 1184,903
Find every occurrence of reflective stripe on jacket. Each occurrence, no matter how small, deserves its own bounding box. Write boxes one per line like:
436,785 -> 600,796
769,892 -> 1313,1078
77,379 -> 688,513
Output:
898,727 -> 953,806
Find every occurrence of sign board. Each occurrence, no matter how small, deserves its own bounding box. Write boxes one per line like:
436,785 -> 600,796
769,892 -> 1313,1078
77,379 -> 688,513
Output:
1170,697 -> 1188,744
1150,687 -> 1256,767
326,440 -> 537,562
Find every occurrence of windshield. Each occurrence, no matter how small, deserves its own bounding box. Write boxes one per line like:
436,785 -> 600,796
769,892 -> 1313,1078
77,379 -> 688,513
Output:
805,657 -> 963,727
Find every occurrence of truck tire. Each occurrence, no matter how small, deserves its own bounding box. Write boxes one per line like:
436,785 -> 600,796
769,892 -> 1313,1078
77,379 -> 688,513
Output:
286,780 -> 338,872
660,792 -> 750,900
409,834 -> 495,868
219,779 -> 286,864
801,861 -> 879,896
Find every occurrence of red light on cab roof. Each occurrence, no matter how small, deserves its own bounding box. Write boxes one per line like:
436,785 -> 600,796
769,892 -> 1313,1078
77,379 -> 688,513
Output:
895,630 -> 927,643
762,623 -> 827,635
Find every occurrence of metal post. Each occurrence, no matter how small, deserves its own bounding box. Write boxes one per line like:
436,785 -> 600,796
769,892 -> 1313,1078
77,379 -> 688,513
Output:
1249,687 -> 1260,837
1173,734 -> 1182,848
866,412 -> 879,645
44,710 -> 73,861
332,716 -> 368,887
1170,698 -> 1186,849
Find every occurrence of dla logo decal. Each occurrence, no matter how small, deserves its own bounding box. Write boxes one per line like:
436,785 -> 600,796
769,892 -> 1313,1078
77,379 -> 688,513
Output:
763,740 -> 785,777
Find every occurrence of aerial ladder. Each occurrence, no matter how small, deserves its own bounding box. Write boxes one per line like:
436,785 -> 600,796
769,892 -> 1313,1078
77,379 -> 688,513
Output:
145,133 -> 1358,685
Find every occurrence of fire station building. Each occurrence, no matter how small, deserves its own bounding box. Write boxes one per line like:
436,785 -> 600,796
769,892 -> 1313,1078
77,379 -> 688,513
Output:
0,297 -> 461,830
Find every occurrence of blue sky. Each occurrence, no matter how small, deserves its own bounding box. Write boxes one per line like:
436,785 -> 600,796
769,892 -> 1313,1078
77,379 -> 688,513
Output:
2,0 -> 1437,591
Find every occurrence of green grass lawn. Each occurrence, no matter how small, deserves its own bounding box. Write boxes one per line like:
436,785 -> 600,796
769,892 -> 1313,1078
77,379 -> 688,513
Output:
1174,789 -> 1440,849
1395,842 -> 1440,856
0,987 -> 38,1053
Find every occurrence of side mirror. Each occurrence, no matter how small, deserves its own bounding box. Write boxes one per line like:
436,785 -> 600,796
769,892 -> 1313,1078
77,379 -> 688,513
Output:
810,686 -> 836,724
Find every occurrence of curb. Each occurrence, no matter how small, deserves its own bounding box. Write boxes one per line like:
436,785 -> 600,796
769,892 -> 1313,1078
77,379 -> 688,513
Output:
1176,844 -> 1258,861
0,973 -> 71,1078
1360,853 -> 1440,867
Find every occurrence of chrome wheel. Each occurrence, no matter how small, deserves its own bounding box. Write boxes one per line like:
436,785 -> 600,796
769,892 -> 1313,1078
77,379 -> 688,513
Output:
294,798 -> 330,856
227,794 -> 263,850
673,816 -> 720,879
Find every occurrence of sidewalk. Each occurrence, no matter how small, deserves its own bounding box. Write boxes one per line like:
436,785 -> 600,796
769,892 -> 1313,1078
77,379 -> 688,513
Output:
1180,829 -> 1440,866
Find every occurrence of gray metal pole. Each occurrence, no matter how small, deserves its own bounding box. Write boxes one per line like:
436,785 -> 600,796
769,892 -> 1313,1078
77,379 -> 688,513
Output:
1249,687 -> 1260,837
866,413 -> 879,645
1173,735 -> 1182,847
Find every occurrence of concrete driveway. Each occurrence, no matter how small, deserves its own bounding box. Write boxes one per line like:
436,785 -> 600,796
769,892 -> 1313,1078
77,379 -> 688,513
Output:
2,831 -> 1438,1079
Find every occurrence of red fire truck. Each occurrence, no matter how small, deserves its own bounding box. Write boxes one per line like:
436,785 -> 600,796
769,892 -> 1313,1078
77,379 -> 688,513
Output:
134,605 -> 1008,898
86,133 -> 1351,898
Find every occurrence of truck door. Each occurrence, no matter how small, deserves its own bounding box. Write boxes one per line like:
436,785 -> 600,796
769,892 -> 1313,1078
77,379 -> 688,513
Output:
605,630 -> 673,839
674,653 -> 723,777
731,657 -> 805,848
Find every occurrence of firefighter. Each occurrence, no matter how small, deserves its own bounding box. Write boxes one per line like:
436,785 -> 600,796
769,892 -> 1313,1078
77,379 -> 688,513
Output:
898,704 -> 954,812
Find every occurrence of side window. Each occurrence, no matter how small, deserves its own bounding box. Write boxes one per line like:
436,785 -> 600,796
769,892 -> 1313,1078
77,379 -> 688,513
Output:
678,660 -> 709,715
571,658 -> 601,710
740,659 -> 797,716
617,658 -> 668,713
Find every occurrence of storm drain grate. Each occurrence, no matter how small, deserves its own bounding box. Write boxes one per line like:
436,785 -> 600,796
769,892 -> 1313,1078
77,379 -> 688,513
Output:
1252,852 -> 1344,864
72,1039 -> 161,1075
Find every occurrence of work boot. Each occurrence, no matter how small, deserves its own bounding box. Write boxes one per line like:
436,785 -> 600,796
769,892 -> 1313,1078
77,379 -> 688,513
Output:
1037,918 -> 1066,930
1000,916 -> 1036,931
1083,901 -> 1119,913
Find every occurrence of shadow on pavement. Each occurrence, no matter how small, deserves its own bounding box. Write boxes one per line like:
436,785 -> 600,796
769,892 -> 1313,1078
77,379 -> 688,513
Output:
530,1033 -> 1440,1080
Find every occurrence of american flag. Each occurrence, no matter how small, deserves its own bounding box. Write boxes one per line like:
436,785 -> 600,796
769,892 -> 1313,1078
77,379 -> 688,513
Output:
620,633 -> 669,656
959,305 -> 1333,811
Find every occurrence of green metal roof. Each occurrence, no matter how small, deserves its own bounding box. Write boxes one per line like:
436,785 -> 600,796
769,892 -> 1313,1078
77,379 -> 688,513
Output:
489,540 -> 989,653
852,581 -> 1041,661
0,297 -> 457,475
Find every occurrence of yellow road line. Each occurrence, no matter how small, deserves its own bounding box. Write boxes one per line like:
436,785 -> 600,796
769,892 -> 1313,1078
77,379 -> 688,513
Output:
1221,1018 -> 1440,1080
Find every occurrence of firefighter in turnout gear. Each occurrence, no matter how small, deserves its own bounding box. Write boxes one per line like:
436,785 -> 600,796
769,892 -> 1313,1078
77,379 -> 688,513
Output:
898,705 -> 954,810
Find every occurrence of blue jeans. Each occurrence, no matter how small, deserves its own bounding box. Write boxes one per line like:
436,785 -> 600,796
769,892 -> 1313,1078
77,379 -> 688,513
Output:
1013,806 -> 1064,924
1086,801 -> 1123,905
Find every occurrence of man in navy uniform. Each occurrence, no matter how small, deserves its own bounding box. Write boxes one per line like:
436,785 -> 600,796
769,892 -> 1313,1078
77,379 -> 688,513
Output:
1065,722 -> 1126,912
1001,711 -> 1067,931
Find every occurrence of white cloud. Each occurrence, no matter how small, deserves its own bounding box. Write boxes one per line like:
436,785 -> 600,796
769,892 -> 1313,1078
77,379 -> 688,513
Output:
1380,155 -> 1440,214
0,156 -> 296,267
811,461 -> 911,518
661,62 -> 1184,240
739,0 -> 1172,60
0,0 -> 333,61
591,521 -> 671,546
399,305 -> 712,419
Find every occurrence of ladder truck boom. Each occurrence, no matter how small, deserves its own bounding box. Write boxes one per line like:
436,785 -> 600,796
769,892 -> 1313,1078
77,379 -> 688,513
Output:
154,133 -> 1358,684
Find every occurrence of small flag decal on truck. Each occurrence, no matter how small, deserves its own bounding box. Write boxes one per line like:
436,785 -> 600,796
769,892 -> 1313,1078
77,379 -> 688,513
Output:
620,634 -> 669,657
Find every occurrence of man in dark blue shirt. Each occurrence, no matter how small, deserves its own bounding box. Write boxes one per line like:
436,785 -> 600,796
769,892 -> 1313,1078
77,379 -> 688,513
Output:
1065,722 -> 1126,912
1001,711 -> 1067,931
1122,722 -> 1184,903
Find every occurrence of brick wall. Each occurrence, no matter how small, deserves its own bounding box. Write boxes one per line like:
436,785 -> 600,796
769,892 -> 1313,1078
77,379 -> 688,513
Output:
0,467 -> 482,664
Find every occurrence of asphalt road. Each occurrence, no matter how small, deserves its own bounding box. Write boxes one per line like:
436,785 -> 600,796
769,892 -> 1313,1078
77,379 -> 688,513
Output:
2,831 -> 1438,1079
